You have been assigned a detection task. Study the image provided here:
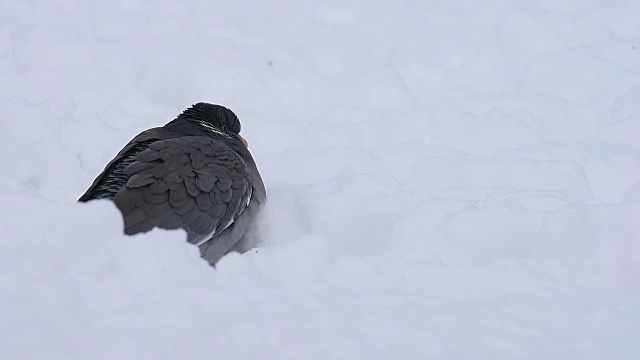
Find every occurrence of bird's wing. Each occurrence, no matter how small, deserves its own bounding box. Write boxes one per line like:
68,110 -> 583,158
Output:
113,136 -> 253,244
197,142 -> 267,265
198,185 -> 262,265
78,129 -> 165,201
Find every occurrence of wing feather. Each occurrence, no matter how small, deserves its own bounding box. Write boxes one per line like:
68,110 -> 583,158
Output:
79,124 -> 266,267
110,136 -> 252,244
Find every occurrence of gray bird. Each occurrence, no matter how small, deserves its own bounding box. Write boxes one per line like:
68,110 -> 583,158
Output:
79,103 -> 266,266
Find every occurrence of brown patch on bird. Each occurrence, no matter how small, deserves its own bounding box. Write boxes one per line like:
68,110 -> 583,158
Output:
236,134 -> 248,148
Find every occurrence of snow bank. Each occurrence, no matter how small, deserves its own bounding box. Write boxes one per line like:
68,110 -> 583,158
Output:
1,0 -> 639,358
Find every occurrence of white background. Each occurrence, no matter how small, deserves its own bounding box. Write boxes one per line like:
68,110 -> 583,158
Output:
1,0 -> 639,358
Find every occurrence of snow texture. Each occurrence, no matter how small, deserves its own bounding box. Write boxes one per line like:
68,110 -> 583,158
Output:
1,0 -> 640,359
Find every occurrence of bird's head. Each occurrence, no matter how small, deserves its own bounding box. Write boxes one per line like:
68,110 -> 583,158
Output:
176,102 -> 248,147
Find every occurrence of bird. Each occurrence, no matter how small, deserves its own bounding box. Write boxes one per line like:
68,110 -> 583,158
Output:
78,102 -> 266,266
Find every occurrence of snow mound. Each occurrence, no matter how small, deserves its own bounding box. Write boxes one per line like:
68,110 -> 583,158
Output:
1,0 -> 639,358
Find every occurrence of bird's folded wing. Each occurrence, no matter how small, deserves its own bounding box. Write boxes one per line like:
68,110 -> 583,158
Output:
78,128 -> 168,201
114,136 -> 252,243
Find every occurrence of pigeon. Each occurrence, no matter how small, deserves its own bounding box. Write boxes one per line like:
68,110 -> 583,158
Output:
79,103 -> 266,266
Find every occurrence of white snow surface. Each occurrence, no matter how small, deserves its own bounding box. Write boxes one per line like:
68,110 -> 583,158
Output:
1,1 -> 640,359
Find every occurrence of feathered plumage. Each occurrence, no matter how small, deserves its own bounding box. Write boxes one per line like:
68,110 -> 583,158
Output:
79,103 -> 266,266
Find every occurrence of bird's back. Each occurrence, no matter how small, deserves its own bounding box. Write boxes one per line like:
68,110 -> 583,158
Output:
78,105 -> 265,266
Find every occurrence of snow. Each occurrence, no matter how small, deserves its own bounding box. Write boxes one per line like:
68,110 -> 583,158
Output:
1,0 -> 640,358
